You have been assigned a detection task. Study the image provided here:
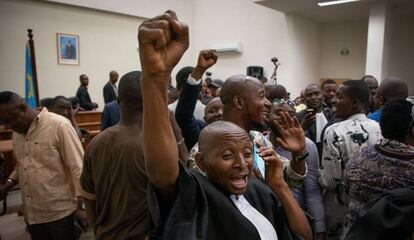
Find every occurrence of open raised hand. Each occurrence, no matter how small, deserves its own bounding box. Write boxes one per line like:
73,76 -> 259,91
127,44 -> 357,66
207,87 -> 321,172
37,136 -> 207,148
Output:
272,111 -> 305,155
138,10 -> 189,79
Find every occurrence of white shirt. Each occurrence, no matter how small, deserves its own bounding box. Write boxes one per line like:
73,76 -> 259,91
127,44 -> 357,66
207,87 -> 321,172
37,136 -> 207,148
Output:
230,195 -> 278,240
168,76 -> 205,121
315,112 -> 328,143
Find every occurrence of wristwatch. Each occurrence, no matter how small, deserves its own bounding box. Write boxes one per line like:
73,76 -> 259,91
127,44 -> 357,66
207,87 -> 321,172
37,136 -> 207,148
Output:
294,150 -> 309,161
78,202 -> 86,210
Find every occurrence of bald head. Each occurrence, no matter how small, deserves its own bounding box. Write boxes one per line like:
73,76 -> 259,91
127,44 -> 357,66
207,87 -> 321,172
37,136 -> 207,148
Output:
220,75 -> 262,107
198,121 -> 250,158
378,77 -> 408,101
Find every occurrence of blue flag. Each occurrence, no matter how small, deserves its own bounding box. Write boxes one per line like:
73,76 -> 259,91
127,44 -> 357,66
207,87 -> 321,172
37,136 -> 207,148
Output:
25,43 -> 37,107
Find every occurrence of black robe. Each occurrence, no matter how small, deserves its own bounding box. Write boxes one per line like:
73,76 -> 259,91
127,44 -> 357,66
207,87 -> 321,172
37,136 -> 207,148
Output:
148,167 -> 302,240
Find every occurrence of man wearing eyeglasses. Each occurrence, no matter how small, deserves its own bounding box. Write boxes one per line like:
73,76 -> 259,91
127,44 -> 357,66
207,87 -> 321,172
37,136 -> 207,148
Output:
369,77 -> 408,123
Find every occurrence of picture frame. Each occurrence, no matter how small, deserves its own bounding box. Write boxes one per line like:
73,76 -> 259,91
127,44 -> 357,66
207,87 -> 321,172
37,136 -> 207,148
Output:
57,33 -> 79,65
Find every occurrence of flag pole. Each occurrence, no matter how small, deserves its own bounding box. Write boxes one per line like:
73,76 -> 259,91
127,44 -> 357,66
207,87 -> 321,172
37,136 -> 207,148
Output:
27,29 -> 40,107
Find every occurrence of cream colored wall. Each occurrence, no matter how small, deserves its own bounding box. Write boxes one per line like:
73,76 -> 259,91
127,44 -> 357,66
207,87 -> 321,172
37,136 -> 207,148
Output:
320,20 -> 368,80
1,0 -> 322,102
193,0 -> 322,97
388,4 -> 414,94
0,0 -> 196,110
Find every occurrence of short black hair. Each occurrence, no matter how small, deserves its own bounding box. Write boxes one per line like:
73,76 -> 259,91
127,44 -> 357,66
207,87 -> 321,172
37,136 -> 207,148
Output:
0,91 -> 20,105
51,96 -> 70,106
53,95 -> 69,102
380,99 -> 413,142
40,97 -> 54,108
361,75 -> 377,81
321,79 -> 336,89
118,71 -> 142,104
342,80 -> 370,105
267,84 -> 287,102
176,66 -> 194,91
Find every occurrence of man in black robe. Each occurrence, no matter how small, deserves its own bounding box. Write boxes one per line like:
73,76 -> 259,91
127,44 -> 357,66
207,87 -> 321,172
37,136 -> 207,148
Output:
138,10 -> 312,240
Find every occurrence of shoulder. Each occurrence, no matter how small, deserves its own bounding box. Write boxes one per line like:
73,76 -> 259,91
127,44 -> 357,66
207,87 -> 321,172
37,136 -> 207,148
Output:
43,111 -> 71,128
324,121 -> 341,135
87,126 -> 120,151
249,131 -> 273,147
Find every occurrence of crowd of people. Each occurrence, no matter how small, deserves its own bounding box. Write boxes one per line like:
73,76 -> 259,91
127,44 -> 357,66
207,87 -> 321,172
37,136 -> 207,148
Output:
0,10 -> 413,240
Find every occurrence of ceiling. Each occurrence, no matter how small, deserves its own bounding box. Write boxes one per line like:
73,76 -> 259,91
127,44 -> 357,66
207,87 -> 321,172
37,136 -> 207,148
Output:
255,0 -> 377,23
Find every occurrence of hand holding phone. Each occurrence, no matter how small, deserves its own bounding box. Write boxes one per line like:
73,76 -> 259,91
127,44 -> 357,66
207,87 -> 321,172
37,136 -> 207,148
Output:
253,144 -> 268,183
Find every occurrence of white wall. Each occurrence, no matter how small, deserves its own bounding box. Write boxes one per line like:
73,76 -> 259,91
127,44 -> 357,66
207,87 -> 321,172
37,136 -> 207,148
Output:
388,3 -> 414,94
0,0 -> 196,109
193,0 -> 321,97
1,0 -> 322,103
320,20 -> 368,80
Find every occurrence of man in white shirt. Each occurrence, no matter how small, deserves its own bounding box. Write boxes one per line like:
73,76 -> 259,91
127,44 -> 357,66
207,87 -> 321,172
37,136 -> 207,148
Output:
319,80 -> 382,239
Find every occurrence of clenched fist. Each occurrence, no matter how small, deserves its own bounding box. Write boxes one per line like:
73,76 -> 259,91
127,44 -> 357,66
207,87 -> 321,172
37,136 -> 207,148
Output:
138,10 -> 189,80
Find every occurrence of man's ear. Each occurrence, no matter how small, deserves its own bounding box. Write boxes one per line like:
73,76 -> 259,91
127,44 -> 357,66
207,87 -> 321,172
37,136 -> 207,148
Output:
19,102 -> 28,112
233,95 -> 244,110
352,98 -> 361,110
195,152 -> 207,173
376,94 -> 384,106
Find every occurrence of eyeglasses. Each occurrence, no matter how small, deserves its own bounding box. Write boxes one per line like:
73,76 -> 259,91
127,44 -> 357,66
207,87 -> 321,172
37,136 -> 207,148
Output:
272,98 -> 295,107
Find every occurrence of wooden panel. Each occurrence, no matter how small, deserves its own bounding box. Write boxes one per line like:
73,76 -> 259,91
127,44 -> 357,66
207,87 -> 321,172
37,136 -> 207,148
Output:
75,111 -> 102,124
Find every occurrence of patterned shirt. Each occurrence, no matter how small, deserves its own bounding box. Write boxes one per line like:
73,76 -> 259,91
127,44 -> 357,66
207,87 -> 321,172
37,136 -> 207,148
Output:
343,140 -> 414,238
10,108 -> 84,224
319,113 -> 382,238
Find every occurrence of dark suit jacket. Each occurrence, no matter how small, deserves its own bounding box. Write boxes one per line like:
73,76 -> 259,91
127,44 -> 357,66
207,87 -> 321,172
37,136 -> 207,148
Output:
175,81 -> 206,150
101,100 -> 120,130
103,82 -> 117,104
76,86 -> 95,110
148,167 -> 303,240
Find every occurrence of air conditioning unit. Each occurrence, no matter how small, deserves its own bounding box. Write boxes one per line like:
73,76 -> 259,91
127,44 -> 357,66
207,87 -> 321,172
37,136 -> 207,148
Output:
212,42 -> 243,54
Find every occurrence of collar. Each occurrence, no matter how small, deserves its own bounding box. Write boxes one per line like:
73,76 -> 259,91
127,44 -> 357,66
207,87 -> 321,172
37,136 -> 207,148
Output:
25,107 -> 48,136
347,113 -> 367,121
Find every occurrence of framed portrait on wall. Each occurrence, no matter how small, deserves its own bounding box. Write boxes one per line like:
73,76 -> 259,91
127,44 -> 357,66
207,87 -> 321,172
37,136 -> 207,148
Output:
57,33 -> 79,65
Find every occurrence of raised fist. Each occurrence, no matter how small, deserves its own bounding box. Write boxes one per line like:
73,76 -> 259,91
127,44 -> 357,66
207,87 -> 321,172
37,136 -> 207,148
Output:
138,10 -> 189,79
196,50 -> 218,70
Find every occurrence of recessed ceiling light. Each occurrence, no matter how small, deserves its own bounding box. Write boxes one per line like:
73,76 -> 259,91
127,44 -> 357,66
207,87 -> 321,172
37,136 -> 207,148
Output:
318,0 -> 360,7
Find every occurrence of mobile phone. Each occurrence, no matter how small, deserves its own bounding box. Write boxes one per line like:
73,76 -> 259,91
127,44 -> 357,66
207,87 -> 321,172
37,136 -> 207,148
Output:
305,108 -> 315,116
253,144 -> 268,183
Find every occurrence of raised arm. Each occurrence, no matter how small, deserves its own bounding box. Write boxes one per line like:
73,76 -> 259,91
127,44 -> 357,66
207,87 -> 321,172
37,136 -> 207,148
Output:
138,10 -> 189,197
258,146 -> 312,240
175,50 -> 218,149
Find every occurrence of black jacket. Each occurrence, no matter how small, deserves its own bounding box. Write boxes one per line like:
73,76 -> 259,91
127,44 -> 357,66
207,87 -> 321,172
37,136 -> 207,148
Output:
76,86 -> 95,110
103,82 -> 117,104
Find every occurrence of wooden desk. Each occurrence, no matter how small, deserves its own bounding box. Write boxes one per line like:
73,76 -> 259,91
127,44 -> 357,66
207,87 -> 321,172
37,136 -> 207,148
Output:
0,140 -> 12,153
76,111 -> 102,132
76,111 -> 102,123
